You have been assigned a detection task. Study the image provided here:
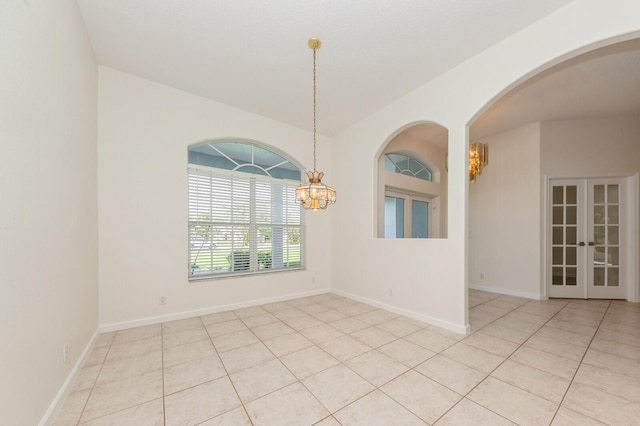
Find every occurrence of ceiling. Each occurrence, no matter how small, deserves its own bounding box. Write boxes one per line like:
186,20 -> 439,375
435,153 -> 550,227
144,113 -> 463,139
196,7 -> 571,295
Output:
77,0 -> 575,135
471,37 -> 640,139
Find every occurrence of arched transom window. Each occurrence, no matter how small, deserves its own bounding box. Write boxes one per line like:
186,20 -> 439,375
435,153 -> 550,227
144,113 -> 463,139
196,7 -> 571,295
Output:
188,140 -> 304,279
384,153 -> 432,181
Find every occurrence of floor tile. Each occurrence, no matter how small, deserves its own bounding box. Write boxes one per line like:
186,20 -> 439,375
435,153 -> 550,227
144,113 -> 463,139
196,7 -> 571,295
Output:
197,406 -> 252,425
334,390 -> 426,425
251,321 -> 295,340
105,336 -> 161,362
96,350 -> 162,386
524,334 -> 587,362
80,370 -> 163,422
350,326 -> 396,348
462,332 -> 519,357
467,377 -> 557,426
163,339 -> 216,368
300,324 -> 345,344
241,313 -> 279,328
405,329 -> 457,352
562,381 -> 640,425
164,376 -> 241,426
303,364 -> 375,412
551,406 -> 607,425
415,355 -> 486,395
509,346 -> 579,380
441,342 -> 505,374
283,315 -> 324,331
376,318 -> 421,337
345,350 -> 409,386
572,362 -> 640,402
434,398 -> 515,426
79,398 -> 164,426
233,306 -> 269,319
205,319 -> 248,338
328,317 -> 369,334
211,329 -> 259,352
245,382 -> 329,426
52,388 -> 91,426
218,341 -> 275,374
162,327 -> 209,348
280,346 -> 339,379
319,335 -> 372,362
113,325 -> 161,344
229,359 -> 297,403
200,310 -> 238,326
491,359 -> 570,403
262,332 -> 314,357
162,317 -> 204,334
381,370 -> 461,424
378,339 -> 436,367
163,354 -> 226,395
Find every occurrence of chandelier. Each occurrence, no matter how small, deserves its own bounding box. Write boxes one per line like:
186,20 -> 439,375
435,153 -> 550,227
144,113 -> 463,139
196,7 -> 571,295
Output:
295,38 -> 336,210
469,142 -> 488,182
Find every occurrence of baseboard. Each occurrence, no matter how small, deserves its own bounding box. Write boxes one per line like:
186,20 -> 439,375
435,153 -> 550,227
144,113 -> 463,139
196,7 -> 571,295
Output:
100,288 -> 332,332
331,289 -> 470,335
39,328 -> 100,426
469,283 -> 543,300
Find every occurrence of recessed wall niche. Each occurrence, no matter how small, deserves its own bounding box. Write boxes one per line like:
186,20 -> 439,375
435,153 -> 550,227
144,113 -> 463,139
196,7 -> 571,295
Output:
377,122 -> 449,239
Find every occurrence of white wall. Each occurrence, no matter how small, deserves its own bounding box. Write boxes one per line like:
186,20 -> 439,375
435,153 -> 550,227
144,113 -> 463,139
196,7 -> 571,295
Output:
331,1 -> 640,332
468,124 -> 542,298
0,1 -> 98,424
98,67 -> 332,327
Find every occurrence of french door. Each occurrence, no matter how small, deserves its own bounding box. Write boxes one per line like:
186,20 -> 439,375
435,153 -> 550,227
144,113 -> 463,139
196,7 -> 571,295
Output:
549,178 -> 626,299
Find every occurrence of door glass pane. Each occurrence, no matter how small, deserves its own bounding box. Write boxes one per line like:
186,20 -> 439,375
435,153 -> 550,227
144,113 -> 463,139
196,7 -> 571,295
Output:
608,247 -> 619,266
566,227 -> 577,245
552,267 -> 563,285
566,247 -> 577,266
608,206 -> 619,225
594,247 -> 605,265
566,206 -> 577,225
594,185 -> 605,204
608,268 -> 619,287
566,186 -> 577,204
594,226 -> 605,245
384,197 -> 404,238
594,205 -> 605,224
608,226 -> 619,245
411,200 -> 428,238
594,267 -> 605,286
552,227 -> 563,244
607,184 -> 619,203
553,207 -> 564,225
552,247 -> 563,265
553,186 -> 563,204
566,268 -> 577,286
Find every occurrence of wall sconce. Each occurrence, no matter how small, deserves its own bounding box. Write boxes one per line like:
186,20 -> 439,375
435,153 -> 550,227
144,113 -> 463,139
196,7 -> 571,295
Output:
469,142 -> 488,182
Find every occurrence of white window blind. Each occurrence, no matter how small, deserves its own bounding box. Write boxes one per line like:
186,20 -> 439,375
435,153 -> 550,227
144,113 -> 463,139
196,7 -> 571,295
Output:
188,166 -> 304,278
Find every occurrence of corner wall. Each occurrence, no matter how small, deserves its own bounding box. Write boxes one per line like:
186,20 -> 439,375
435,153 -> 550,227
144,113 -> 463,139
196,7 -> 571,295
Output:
468,123 -> 542,298
0,1 -> 99,424
97,67 -> 332,327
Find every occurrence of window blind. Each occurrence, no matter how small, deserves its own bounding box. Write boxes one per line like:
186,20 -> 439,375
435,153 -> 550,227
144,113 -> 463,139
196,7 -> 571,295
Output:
188,166 -> 304,278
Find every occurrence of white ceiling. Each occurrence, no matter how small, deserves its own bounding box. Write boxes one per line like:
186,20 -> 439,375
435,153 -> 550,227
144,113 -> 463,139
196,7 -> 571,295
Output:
471,38 -> 640,139
77,0 -> 575,135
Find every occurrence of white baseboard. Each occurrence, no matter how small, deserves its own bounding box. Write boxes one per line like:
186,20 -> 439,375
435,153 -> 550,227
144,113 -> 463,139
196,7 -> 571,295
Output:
331,289 -> 470,335
469,283 -> 544,300
39,328 -> 100,426
100,288 -> 332,332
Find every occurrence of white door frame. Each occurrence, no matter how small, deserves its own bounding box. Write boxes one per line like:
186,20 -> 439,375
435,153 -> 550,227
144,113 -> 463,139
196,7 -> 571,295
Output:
543,174 -> 639,301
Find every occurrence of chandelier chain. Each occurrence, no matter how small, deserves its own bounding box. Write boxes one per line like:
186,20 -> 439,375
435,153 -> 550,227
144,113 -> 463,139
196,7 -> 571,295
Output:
312,46 -> 317,171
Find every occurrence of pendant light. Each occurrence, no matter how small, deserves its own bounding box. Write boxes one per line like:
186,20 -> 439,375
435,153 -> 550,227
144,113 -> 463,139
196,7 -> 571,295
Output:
295,38 -> 336,210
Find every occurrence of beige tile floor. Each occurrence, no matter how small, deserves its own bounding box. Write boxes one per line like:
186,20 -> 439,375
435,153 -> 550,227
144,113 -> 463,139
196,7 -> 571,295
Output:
53,290 -> 640,425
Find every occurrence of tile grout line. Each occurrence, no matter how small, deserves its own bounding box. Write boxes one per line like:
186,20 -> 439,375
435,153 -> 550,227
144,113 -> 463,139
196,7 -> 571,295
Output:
74,333 -> 115,425
547,299 -> 612,426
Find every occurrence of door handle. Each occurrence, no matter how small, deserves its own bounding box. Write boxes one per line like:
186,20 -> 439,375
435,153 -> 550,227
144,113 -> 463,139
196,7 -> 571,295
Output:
578,242 -> 585,246
588,241 -> 595,246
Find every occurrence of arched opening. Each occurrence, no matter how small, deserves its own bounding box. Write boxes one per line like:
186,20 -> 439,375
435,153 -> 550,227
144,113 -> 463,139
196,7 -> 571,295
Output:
376,122 -> 449,239
466,37 -> 640,323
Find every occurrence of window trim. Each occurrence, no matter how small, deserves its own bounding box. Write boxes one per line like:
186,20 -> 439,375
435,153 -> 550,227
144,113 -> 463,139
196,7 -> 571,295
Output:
385,189 -> 434,239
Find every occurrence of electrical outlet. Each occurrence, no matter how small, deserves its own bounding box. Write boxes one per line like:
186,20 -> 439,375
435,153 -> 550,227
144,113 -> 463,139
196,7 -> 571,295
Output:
63,344 -> 69,363
159,296 -> 166,305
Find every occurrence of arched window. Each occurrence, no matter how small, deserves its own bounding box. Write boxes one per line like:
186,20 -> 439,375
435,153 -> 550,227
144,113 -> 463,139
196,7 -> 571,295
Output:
384,153 -> 433,181
188,140 -> 304,279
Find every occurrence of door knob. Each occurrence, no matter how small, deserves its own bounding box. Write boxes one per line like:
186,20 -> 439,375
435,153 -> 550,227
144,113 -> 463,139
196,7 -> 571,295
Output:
588,241 -> 595,246
578,242 -> 585,246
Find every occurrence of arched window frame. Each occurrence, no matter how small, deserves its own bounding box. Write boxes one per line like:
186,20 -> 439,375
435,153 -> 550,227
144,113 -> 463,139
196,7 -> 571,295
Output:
188,140 -> 305,279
